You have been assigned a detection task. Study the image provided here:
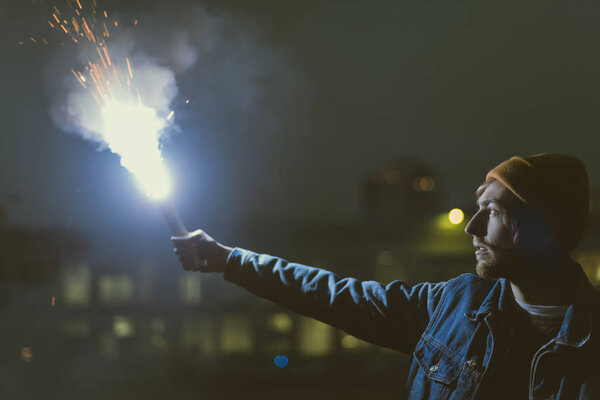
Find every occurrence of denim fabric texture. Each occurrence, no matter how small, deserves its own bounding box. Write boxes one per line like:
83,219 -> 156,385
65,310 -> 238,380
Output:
224,248 -> 600,400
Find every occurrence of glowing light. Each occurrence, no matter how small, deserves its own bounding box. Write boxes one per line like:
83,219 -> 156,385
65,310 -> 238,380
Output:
35,0 -> 174,203
101,101 -> 171,199
51,296 -> 56,307
20,347 -> 33,363
185,99 -> 190,104
413,176 -> 436,192
341,335 -> 360,349
274,355 -> 288,368
166,110 -> 174,120
113,316 -> 134,337
448,208 -> 464,225
269,313 -> 293,333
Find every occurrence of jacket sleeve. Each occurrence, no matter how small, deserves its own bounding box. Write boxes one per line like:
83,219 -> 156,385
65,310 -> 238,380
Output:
223,248 -> 448,353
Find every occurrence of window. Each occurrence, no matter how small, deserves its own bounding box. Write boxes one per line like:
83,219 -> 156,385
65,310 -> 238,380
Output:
180,274 -> 202,304
268,313 -> 293,333
341,334 -> 370,351
298,316 -> 333,356
62,264 -> 90,306
220,316 -> 254,354
98,275 -> 133,304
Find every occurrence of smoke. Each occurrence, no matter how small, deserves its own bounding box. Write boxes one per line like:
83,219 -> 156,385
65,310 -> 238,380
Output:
44,2 -> 309,151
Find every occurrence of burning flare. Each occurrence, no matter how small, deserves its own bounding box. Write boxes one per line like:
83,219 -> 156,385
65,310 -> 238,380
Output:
101,101 -> 171,199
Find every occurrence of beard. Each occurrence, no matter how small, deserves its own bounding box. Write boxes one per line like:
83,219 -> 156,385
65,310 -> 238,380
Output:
475,245 -> 525,280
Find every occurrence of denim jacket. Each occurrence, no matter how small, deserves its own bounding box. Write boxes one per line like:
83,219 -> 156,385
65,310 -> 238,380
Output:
224,248 -> 600,399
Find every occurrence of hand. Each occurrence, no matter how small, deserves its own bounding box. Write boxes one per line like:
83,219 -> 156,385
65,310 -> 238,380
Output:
171,229 -> 233,273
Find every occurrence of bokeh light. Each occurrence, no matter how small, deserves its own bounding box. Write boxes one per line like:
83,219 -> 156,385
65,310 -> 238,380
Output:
448,208 -> 464,225
20,347 -> 33,363
274,354 -> 288,368
269,313 -> 293,333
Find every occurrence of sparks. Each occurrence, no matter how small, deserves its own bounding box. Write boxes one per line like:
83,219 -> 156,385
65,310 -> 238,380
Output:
126,57 -> 133,79
40,0 -> 174,201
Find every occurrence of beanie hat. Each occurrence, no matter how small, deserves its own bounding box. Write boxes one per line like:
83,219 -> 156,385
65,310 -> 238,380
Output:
486,153 -> 589,251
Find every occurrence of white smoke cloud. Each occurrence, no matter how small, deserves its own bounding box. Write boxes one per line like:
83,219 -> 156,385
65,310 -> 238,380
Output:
45,3 -> 309,151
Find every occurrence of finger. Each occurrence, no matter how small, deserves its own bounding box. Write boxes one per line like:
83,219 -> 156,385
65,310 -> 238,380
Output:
174,248 -> 189,256
171,241 -> 196,253
171,235 -> 196,246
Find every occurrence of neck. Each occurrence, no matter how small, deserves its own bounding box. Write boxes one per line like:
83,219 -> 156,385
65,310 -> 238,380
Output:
509,256 -> 578,306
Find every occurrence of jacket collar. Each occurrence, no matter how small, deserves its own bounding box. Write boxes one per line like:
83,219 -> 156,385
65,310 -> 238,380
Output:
464,278 -> 511,323
464,262 -> 599,349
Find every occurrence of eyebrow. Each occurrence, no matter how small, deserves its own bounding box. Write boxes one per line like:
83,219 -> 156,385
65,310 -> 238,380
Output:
476,199 -> 506,209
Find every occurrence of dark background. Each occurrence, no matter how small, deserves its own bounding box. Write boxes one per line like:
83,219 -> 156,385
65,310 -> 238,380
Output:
1,1 -> 600,398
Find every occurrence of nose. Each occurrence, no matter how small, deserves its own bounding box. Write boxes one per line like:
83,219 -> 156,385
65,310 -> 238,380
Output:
465,211 -> 486,237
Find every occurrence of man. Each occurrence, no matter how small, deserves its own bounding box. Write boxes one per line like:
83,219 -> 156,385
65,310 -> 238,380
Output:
172,153 -> 599,399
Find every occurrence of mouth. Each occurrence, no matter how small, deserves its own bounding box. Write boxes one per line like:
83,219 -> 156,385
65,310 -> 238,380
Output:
474,246 -> 488,257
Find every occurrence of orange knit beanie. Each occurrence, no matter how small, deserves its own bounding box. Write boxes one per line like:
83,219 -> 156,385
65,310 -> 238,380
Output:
486,153 -> 589,251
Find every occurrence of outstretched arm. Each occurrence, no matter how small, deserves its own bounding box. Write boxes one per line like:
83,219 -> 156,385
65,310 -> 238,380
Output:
172,230 -> 448,353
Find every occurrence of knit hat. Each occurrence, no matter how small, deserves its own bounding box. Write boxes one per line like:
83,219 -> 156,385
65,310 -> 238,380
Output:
486,153 -> 589,251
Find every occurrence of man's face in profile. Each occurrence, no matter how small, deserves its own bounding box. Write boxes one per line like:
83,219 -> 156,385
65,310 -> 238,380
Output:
464,180 -> 522,279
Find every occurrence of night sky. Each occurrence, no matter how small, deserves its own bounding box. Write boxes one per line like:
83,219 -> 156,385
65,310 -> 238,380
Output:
2,0 -> 600,255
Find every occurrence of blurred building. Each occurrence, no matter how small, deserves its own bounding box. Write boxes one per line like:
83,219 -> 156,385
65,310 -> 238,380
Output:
2,162 -> 600,399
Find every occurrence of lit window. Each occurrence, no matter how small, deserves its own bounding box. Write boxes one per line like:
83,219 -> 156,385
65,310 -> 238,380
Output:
268,313 -> 293,333
220,316 -> 254,354
113,316 -> 135,338
20,347 -> 33,363
98,275 -> 133,304
413,176 -> 436,192
181,317 -> 215,355
180,274 -> 202,304
341,334 -> 370,350
298,317 -> 333,356
62,264 -> 90,306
